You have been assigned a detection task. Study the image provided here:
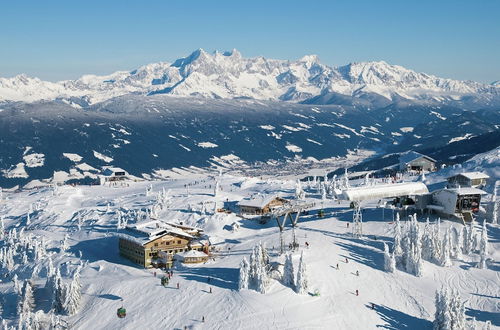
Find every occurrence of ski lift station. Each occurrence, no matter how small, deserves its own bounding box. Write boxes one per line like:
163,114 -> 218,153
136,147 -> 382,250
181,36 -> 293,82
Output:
340,182 -> 429,236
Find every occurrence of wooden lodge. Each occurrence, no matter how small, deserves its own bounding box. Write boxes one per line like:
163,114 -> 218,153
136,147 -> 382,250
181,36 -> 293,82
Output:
446,172 -> 489,189
237,195 -> 289,215
118,220 -> 207,268
399,151 -> 436,173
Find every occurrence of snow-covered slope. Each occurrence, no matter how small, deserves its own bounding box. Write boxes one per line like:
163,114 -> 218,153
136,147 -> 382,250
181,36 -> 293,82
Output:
1,49 -> 499,105
0,163 -> 498,329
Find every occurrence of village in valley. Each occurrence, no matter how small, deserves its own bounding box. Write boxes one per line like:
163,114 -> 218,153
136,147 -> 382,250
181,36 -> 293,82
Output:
0,147 -> 498,329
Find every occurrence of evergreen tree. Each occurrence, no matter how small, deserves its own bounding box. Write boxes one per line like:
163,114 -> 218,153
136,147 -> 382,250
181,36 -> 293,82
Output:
383,243 -> 393,272
434,287 -> 452,330
238,257 -> 249,290
448,289 -> 466,330
13,274 -> 21,294
0,216 -> 4,240
393,213 -> 403,263
60,234 -> 70,253
450,226 -> 462,259
295,251 -> 308,294
64,266 -> 82,315
492,181 -> 498,225
18,280 -> 35,317
52,269 -> 67,314
422,218 -> 433,261
477,221 -> 488,269
440,229 -> 452,267
283,253 -> 295,288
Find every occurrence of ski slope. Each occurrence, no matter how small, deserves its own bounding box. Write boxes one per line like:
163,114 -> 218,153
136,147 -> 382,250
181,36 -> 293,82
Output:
0,172 -> 498,329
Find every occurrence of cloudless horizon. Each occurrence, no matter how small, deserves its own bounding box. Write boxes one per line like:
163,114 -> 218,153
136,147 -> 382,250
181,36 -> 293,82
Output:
1,0 -> 499,83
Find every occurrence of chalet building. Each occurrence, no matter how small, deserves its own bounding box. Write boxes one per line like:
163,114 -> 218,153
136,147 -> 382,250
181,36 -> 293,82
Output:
174,250 -> 209,264
99,167 -> 129,185
427,187 -> 487,222
399,151 -> 436,173
446,172 -> 489,189
118,220 -> 207,268
238,195 -> 289,215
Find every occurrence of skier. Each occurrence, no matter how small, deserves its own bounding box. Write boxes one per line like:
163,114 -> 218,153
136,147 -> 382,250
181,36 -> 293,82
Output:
202,316 -> 205,323
209,287 -> 212,294
347,223 -> 349,228
177,283 -> 180,289
305,242 -> 309,248
371,303 -> 375,310
356,270 -> 359,276
154,271 -> 156,277
336,264 -> 339,270
356,289 -> 359,296
346,258 -> 349,263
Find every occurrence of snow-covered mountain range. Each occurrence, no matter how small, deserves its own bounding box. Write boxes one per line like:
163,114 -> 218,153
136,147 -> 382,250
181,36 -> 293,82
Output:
1,48 -> 499,106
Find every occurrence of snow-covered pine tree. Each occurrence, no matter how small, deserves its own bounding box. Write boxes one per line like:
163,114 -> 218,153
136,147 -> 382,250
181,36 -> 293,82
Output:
393,213 -> 403,263
238,257 -> 249,290
295,251 -> 308,294
414,223 -> 424,277
0,216 -> 4,240
260,242 -> 270,266
450,226 -> 462,259
433,287 -> 452,330
448,289 -> 466,330
492,181 -> 498,225
431,218 -> 442,263
389,251 -> 396,273
468,218 -> 478,252
64,266 -> 82,315
18,280 -> 35,317
422,218 -> 433,261
255,264 -> 269,294
383,242 -> 393,272
13,274 -> 21,294
283,253 -> 295,288
61,234 -> 70,253
295,180 -> 303,200
462,225 -> 470,256
440,229 -> 452,267
477,221 -> 488,269
214,181 -> 219,197
53,275 -> 67,314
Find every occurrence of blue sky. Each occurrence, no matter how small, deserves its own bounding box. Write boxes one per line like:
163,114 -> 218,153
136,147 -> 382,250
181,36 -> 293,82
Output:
1,0 -> 498,83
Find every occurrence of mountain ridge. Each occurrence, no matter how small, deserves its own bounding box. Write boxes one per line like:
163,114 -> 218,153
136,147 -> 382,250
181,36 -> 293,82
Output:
1,48 -> 498,106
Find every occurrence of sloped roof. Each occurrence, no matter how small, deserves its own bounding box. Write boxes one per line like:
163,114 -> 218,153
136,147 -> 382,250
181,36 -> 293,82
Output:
445,187 -> 487,195
237,194 -> 285,208
121,220 -> 193,245
399,151 -> 436,164
175,250 -> 208,259
448,172 -> 489,180
342,182 -> 429,201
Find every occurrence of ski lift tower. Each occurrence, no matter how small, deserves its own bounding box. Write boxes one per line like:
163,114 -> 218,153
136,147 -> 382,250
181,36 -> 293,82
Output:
271,200 -> 315,253
341,182 -> 429,237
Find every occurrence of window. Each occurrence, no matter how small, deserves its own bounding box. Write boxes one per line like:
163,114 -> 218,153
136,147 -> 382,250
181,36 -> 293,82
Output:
154,243 -> 158,247
177,240 -> 181,244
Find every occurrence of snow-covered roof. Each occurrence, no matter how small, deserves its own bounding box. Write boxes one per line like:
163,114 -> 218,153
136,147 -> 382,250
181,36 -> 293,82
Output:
102,166 -> 128,176
165,221 -> 203,233
447,172 -> 489,180
175,250 -> 208,259
444,187 -> 487,195
237,194 -> 285,208
399,151 -> 436,164
342,182 -> 429,201
122,220 -> 193,245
